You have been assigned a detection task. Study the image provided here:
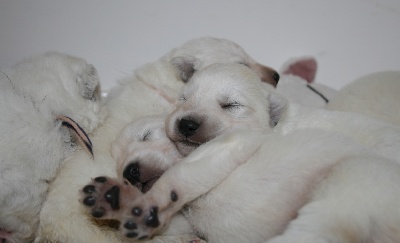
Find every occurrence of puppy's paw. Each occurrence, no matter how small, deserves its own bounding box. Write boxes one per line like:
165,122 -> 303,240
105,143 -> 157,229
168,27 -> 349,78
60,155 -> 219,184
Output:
80,176 -> 142,220
118,191 -> 180,240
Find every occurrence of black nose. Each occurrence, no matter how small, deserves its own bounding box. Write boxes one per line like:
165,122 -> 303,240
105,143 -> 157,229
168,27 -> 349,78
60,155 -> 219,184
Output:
123,162 -> 140,186
178,118 -> 200,137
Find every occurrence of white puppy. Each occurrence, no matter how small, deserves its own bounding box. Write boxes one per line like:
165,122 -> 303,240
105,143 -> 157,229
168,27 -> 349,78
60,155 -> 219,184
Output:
326,70 -> 400,126
100,63 -> 400,242
167,62 -> 400,162
0,52 -> 106,243
81,115 -> 204,242
111,115 -> 183,193
36,37 -> 279,242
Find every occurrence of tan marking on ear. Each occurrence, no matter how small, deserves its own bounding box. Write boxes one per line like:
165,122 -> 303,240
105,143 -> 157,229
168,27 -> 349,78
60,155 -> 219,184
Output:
250,63 -> 279,87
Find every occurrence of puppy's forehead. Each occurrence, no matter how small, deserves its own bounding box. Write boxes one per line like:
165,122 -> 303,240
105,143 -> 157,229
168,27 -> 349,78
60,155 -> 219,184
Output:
189,63 -> 261,89
172,37 -> 250,66
120,115 -> 165,140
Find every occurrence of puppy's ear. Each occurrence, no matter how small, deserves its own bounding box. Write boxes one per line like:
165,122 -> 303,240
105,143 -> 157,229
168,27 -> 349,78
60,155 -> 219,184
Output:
171,56 -> 199,83
268,92 -> 287,127
77,64 -> 101,101
281,57 -> 317,83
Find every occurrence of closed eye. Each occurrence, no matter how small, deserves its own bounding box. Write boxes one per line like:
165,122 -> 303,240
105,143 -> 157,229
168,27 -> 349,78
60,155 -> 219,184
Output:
221,101 -> 242,109
179,95 -> 187,101
142,131 -> 151,141
238,62 -> 250,67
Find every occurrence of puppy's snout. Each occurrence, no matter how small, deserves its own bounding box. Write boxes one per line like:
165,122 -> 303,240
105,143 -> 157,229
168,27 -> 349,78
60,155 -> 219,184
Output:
178,118 -> 200,137
123,162 -> 140,186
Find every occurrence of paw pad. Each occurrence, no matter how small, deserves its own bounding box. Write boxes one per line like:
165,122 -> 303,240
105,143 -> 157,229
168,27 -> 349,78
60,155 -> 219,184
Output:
104,185 -> 120,210
145,207 -> 160,228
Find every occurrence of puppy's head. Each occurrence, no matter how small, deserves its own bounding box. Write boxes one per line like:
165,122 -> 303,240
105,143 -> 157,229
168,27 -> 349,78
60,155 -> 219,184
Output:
9,51 -> 106,133
166,63 -> 287,156
112,115 -> 183,192
3,52 -> 107,157
169,37 -> 280,86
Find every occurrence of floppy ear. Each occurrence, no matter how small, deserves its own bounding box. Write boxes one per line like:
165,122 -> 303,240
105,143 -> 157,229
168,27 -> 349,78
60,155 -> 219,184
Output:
171,56 -> 199,83
281,57 -> 317,83
77,64 -> 101,101
268,92 -> 287,127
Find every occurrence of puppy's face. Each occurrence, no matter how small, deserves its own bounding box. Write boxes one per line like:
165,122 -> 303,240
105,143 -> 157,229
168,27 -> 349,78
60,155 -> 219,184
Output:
112,115 -> 183,192
170,37 -> 280,87
166,63 -> 286,156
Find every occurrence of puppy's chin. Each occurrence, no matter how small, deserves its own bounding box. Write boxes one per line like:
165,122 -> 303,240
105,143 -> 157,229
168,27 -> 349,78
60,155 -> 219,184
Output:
175,141 -> 199,157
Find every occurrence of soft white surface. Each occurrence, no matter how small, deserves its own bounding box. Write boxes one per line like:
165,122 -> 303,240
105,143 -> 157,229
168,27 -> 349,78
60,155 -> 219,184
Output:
1,0 -> 400,91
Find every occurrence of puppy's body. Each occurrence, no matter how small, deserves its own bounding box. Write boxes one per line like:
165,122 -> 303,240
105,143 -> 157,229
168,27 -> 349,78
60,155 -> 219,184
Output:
111,63 -> 400,242
37,37 -> 279,242
0,52 -> 105,242
326,70 -> 400,126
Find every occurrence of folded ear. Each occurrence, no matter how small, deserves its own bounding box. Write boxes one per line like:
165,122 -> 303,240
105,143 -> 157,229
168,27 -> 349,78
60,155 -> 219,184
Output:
77,64 -> 101,101
268,92 -> 287,127
281,57 -> 317,83
171,56 -> 199,82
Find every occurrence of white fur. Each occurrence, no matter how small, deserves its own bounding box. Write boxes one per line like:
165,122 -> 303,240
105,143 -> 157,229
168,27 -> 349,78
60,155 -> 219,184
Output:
326,70 -> 400,126
277,56 -> 338,108
36,37 -> 279,242
0,52 -> 106,242
114,63 -> 400,242
276,74 -> 337,108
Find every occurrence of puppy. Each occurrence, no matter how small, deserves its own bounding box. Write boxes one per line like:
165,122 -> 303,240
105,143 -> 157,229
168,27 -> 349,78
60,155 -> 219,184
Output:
111,115 -> 183,194
81,115 -> 202,242
37,37 -> 278,242
167,62 -> 400,162
95,63 -> 400,242
326,70 -> 400,126
0,52 -> 105,243
165,62 -> 285,156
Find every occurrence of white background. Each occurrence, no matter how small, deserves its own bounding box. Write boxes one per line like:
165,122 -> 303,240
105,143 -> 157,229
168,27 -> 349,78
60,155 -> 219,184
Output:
1,0 -> 399,92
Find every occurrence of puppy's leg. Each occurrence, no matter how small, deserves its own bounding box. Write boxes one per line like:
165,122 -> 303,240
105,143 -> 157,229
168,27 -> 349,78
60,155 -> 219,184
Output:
268,155 -> 400,243
117,129 -> 265,240
80,176 -> 142,220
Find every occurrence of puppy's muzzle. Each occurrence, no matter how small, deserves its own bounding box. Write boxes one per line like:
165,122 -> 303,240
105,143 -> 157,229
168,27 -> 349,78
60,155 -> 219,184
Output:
178,118 -> 200,137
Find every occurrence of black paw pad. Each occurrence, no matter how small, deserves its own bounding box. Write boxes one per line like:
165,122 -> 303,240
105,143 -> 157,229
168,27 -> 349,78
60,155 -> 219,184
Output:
83,196 -> 96,206
82,185 -> 95,194
94,176 -> 107,183
132,207 -> 142,216
145,207 -> 160,228
91,207 -> 105,218
104,185 -> 120,210
126,232 -> 138,238
124,220 -> 137,230
170,190 -> 178,202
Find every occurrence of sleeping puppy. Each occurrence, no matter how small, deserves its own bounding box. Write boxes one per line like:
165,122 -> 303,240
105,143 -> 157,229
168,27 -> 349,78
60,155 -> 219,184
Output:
0,52 -> 105,243
165,61 -> 285,156
89,63 -> 400,242
81,115 -> 202,242
167,62 -> 400,162
111,115 -> 183,194
37,37 -> 279,242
